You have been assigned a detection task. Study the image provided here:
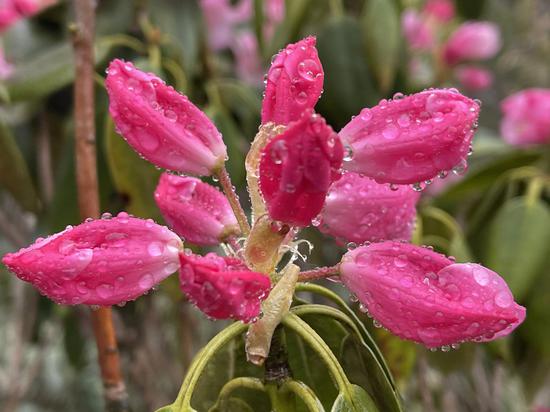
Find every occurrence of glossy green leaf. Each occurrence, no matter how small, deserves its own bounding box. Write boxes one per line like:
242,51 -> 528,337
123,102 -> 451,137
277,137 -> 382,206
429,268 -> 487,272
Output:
360,0 -> 401,93
316,17 -> 379,129
331,385 -> 378,412
0,122 -> 39,212
104,117 -> 162,220
484,196 -> 550,300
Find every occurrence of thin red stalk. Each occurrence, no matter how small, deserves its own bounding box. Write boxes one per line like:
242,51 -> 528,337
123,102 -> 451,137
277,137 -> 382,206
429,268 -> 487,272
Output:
72,0 -> 128,410
217,166 -> 251,236
298,265 -> 340,282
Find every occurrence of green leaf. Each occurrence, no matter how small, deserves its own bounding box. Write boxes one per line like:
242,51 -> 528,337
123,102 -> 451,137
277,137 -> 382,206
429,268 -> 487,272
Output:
0,121 -> 39,212
331,385 -> 379,412
104,117 -> 162,219
5,39 -> 112,102
360,0 -> 401,93
316,17 -> 379,129
484,196 -> 550,300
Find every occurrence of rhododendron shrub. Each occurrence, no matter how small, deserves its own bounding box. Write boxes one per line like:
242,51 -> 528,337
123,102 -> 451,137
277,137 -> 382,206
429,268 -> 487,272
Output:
1,35 -> 527,411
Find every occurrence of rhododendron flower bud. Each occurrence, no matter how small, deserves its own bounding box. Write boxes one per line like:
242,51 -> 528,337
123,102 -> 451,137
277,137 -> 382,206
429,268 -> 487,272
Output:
340,242 -> 526,348
443,22 -> 501,65
423,0 -> 455,22
0,46 -> 13,80
261,36 -> 324,126
340,89 -> 479,185
402,10 -> 433,50
179,252 -> 271,322
154,173 -> 239,245
2,213 -> 182,306
500,88 -> 550,146
106,59 -> 227,176
455,66 -> 493,91
319,173 -> 419,244
259,110 -> 343,226
232,31 -> 263,85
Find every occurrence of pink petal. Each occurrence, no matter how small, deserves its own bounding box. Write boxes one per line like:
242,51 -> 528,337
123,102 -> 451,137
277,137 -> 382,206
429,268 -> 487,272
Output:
401,10 -> 434,50
500,88 -> 550,146
105,59 -> 227,176
319,172 -> 419,244
423,0 -> 455,22
340,242 -> 526,348
2,213 -> 182,306
339,89 -> 480,185
261,36 -> 324,126
455,66 -> 493,91
259,110 -> 343,226
200,0 -> 252,51
232,31 -> 264,85
179,252 -> 271,322
154,173 -> 239,245
443,21 -> 501,66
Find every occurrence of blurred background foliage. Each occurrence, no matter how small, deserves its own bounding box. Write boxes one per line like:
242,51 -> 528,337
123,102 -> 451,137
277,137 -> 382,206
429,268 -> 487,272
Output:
0,0 -> 549,411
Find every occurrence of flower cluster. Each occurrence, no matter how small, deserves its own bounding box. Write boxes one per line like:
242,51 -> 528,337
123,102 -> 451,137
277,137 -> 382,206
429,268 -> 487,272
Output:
2,36 -> 525,350
402,0 -> 500,92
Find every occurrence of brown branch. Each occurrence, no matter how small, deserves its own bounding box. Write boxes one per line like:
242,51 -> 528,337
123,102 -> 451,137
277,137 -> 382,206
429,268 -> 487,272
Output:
298,265 -> 340,282
71,0 -> 129,410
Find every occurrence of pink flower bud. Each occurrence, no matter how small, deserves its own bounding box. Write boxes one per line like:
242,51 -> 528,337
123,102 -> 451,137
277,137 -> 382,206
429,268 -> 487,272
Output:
179,252 -> 271,322
232,31 -> 264,85
319,173 -> 419,244
423,0 -> 455,22
340,89 -> 480,185
154,173 -> 239,245
105,59 -> 227,176
200,0 -> 252,51
259,110 -> 343,226
443,22 -> 501,65
0,0 -> 21,32
340,242 -> 526,348
455,66 -> 493,91
2,213 -> 182,306
401,10 -> 434,50
500,88 -> 550,146
261,36 -> 324,126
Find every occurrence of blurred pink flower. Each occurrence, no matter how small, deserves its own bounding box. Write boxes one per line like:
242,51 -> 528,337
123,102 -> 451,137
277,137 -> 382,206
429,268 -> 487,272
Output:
2,213 -> 182,306
200,0 -> 252,51
500,88 -> 550,145
264,0 -> 284,40
319,172 -> 419,244
0,0 -> 56,32
402,9 -> 434,51
455,66 -> 493,91
423,0 -> 455,22
340,89 -> 479,184
232,31 -> 264,85
443,21 -> 501,65
340,242 -> 526,348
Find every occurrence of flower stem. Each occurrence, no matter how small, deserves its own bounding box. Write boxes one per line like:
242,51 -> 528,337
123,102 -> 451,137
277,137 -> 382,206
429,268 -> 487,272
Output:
217,166 -> 251,236
71,1 -> 128,409
298,265 -> 340,282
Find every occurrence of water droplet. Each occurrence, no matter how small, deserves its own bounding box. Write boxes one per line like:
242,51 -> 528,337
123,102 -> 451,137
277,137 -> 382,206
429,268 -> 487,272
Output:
295,91 -> 308,104
393,92 -> 404,100
494,291 -> 512,308
440,345 -> 450,352
270,140 -> 287,164
147,241 -> 164,257
139,273 -> 154,290
400,275 -> 413,287
164,109 -> 178,122
452,159 -> 468,176
311,216 -> 321,227
96,284 -> 113,299
343,145 -> 354,162
101,212 -> 112,219
394,255 -> 408,268
297,59 -> 319,81
382,124 -> 398,140
347,242 -> 357,250
397,114 -> 410,127
389,183 -> 399,191
411,182 -> 425,192
359,108 -> 372,122
472,266 -> 489,286
373,319 -> 382,328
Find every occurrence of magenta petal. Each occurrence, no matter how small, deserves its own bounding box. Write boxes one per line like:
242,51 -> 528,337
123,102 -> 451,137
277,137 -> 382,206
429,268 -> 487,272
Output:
179,252 -> 271,322
340,89 -> 480,184
500,88 -> 550,146
259,110 -> 344,226
340,242 -> 526,348
319,173 -> 419,244
261,36 -> 324,126
105,59 -> 227,175
455,66 -> 493,91
2,213 -> 182,306
154,173 -> 239,245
